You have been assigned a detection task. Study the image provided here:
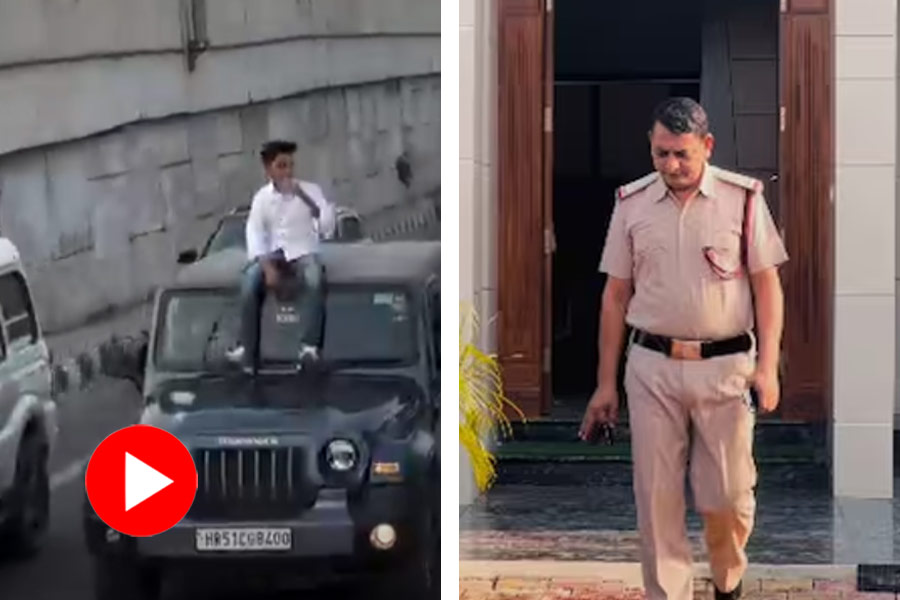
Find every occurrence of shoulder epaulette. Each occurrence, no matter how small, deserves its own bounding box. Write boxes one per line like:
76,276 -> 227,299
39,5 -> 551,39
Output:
711,167 -> 763,194
616,172 -> 659,200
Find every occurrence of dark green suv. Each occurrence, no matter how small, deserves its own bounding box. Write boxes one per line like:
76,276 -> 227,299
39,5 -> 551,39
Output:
83,240 -> 440,599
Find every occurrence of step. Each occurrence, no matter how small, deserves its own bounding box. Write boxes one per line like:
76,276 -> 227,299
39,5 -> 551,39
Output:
491,459 -> 829,487
496,439 -> 824,465
508,419 -> 827,448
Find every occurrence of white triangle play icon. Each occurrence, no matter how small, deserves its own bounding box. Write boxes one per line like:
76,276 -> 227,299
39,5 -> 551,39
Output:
125,452 -> 174,511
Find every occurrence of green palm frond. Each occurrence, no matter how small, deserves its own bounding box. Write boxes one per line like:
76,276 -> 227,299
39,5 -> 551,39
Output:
459,301 -> 524,492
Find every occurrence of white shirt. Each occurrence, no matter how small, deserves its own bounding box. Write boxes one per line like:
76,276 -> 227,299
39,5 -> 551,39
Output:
245,180 -> 336,262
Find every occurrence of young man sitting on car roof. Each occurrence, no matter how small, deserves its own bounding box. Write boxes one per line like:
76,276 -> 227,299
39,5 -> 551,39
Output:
226,140 -> 336,372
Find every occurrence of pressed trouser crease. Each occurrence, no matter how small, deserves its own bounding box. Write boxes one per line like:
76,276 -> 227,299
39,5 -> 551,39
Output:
626,345 -> 757,600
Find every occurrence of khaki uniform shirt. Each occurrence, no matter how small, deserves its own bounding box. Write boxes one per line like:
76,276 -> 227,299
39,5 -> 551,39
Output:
599,164 -> 788,341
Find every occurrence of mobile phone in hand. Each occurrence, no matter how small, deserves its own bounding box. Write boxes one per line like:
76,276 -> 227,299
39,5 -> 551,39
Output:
749,387 -> 759,412
583,423 -> 614,445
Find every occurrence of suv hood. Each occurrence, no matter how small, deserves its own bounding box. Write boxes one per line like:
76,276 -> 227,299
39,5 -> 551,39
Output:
143,373 -> 425,437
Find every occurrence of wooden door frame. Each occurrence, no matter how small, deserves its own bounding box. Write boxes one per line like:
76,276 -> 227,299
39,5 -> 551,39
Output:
541,1 -> 554,416
497,0 -> 835,423
777,0 -> 834,422
497,0 -> 551,418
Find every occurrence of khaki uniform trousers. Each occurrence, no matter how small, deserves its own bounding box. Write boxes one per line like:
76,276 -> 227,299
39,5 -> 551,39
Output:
625,342 -> 757,600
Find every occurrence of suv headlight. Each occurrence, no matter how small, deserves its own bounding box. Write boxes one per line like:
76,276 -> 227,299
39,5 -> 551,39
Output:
326,439 -> 357,472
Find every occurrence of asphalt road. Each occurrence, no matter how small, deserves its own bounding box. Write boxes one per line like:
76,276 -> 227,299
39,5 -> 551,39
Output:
0,377 -> 392,600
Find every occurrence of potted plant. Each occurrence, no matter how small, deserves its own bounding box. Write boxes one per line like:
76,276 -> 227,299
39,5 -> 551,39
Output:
458,302 -> 524,492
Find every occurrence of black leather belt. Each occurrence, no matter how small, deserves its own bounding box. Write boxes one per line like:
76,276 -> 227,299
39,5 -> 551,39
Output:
632,328 -> 752,360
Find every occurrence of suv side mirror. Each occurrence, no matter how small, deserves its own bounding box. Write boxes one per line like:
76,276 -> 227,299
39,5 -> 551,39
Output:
336,214 -> 363,241
103,334 -> 148,392
127,338 -> 148,392
177,248 -> 198,264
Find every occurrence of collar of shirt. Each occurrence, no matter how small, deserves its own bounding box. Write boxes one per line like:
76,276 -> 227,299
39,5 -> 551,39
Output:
265,180 -> 294,200
650,162 -> 716,203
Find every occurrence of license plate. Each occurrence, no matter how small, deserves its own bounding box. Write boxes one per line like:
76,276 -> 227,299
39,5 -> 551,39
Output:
195,528 -> 292,552
275,312 -> 299,323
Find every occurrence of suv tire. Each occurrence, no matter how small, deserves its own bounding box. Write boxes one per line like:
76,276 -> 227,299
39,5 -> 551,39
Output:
1,432 -> 49,558
92,557 -> 160,600
380,504 -> 438,599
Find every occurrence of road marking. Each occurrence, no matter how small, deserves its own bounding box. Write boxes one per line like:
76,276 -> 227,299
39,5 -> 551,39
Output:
50,457 -> 88,491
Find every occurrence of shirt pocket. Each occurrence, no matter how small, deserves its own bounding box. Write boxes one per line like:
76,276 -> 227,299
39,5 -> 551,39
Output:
632,227 -> 667,279
701,227 -> 743,280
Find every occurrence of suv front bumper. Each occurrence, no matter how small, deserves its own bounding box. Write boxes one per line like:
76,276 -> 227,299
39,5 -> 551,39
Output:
83,487 -> 420,567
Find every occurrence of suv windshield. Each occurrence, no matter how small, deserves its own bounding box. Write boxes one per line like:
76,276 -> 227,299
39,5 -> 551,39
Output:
201,210 -> 362,259
154,286 -> 417,371
203,216 -> 245,256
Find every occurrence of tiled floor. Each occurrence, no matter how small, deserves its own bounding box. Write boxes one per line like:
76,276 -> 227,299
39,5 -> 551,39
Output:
460,462 -> 900,564
459,576 -> 898,599
461,434 -> 900,598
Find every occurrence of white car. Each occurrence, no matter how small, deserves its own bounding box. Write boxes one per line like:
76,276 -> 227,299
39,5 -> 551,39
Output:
0,238 -> 57,556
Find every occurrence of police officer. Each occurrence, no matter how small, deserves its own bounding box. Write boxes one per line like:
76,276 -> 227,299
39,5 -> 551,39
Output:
579,97 -> 788,600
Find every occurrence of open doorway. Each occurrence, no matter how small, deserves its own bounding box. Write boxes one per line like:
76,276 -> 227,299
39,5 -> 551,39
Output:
550,0 -> 780,406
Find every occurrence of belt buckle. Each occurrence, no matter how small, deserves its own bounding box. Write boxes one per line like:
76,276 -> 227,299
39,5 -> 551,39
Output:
670,339 -> 702,360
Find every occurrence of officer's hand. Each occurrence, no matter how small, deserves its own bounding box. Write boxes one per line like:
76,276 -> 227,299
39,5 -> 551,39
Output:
578,386 -> 618,441
751,368 -> 780,413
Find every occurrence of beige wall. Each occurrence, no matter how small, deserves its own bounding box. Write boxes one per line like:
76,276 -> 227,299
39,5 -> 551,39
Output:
460,0 -> 498,506
833,0 -> 896,498
460,0 -> 498,343
895,0 -> 900,432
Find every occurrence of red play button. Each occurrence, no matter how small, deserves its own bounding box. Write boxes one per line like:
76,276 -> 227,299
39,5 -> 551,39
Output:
85,425 -> 197,537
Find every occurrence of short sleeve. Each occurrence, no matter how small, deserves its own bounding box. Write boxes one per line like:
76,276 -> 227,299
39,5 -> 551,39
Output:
598,198 -> 632,279
746,191 -> 788,273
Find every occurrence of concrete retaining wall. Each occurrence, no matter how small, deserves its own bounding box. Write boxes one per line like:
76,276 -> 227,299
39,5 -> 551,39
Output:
0,0 -> 439,334
1,75 -> 440,333
0,0 -> 439,154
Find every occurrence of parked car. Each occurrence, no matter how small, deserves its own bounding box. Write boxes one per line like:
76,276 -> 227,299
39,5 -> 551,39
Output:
0,238 -> 57,557
177,204 -> 365,265
85,240 -> 440,599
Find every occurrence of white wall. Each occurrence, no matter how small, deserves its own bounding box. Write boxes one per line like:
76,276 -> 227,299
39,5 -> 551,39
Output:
460,0 -> 498,506
894,0 -> 900,432
460,0 -> 498,350
833,0 -> 897,499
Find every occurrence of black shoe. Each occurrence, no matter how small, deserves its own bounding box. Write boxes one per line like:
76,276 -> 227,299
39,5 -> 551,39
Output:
714,580 -> 742,600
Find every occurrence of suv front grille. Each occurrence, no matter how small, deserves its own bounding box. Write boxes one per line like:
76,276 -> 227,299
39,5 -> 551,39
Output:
188,447 -> 318,521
